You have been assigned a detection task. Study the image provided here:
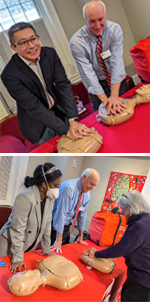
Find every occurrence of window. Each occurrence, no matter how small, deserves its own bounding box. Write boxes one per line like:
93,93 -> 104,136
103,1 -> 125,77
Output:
0,0 -> 42,32
0,156 -> 12,202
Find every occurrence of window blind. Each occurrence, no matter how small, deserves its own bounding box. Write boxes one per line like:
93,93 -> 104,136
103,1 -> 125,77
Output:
0,156 -> 12,201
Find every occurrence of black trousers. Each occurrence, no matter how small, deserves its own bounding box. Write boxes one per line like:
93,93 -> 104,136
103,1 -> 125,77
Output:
89,78 -> 128,111
51,225 -> 70,246
121,279 -> 150,302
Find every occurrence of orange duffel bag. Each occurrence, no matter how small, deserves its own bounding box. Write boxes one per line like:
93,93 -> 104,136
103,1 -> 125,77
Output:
88,211 -> 127,246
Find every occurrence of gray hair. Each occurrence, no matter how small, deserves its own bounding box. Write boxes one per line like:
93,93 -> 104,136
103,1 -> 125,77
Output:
118,190 -> 150,217
83,1 -> 106,20
81,168 -> 94,179
8,22 -> 37,45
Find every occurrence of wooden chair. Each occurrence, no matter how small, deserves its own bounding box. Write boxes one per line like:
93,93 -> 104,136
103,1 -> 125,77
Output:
0,205 -> 12,229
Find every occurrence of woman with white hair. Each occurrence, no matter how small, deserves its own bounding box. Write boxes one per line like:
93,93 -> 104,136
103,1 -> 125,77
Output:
83,190 -> 150,302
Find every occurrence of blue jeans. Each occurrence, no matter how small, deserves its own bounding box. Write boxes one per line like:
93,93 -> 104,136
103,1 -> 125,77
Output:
89,79 -> 128,111
38,127 -> 56,146
38,104 -> 69,145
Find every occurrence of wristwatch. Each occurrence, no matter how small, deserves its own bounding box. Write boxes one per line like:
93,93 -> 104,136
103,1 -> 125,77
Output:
69,117 -> 78,122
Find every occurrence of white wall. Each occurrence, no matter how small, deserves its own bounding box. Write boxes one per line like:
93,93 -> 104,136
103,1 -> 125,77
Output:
26,155 -> 68,180
63,156 -> 84,181
52,0 -> 84,41
26,155 -> 85,182
121,0 -> 150,43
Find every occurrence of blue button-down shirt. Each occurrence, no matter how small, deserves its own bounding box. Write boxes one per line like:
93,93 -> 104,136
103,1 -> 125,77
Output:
52,178 -> 90,233
70,20 -> 126,95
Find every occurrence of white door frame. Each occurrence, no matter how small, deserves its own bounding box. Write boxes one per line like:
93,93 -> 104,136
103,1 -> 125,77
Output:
0,156 -> 29,206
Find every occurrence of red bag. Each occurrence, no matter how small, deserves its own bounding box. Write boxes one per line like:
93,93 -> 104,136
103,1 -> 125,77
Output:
130,37 -> 150,82
88,211 -> 127,246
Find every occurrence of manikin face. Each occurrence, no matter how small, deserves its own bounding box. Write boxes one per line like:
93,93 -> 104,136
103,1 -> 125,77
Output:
8,270 -> 41,296
81,174 -> 100,193
136,84 -> 150,94
85,2 -> 106,36
11,28 -> 41,63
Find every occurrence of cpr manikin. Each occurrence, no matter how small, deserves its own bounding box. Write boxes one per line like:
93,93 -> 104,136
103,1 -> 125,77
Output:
81,248 -> 116,273
8,253 -> 116,296
98,84 -> 150,125
57,132 -> 102,153
8,255 -> 83,296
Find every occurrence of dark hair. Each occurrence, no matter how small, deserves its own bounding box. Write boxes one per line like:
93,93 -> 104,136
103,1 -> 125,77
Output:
24,163 -> 62,188
111,207 -> 121,214
8,22 -> 37,45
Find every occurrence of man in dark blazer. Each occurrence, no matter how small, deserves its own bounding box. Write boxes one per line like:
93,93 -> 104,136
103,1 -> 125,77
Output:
1,22 -> 94,144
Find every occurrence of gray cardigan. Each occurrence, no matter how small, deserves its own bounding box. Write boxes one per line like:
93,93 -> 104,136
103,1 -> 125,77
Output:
0,185 -> 54,262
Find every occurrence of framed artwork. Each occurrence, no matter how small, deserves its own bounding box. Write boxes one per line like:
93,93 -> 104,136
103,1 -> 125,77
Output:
101,171 -> 147,212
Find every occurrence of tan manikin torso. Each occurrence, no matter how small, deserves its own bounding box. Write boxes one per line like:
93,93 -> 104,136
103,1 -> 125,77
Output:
57,132 -> 102,153
57,85 -> 150,153
98,84 -> 150,125
8,255 -> 83,296
81,248 -> 116,273
8,253 -> 117,296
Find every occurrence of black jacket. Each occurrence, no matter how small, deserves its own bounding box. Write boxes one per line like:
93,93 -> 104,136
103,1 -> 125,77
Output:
1,47 -> 78,143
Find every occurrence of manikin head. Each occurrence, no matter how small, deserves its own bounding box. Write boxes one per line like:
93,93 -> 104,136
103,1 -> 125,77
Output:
83,1 -> 106,36
136,84 -> 150,95
8,270 -> 42,296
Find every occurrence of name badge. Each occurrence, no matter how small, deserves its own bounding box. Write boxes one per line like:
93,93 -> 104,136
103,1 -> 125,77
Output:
101,49 -> 111,60
79,206 -> 85,211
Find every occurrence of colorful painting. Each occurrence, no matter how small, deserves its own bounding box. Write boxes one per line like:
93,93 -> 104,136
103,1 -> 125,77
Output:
101,171 -> 147,212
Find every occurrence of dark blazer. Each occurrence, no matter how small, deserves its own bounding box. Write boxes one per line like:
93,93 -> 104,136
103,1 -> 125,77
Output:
1,47 -> 78,143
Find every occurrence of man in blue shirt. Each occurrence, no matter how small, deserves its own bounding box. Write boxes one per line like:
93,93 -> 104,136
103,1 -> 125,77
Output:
50,168 -> 100,253
70,1 -> 128,113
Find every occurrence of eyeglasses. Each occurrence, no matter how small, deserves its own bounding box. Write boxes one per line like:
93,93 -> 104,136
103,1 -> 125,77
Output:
52,182 -> 61,189
122,194 -> 128,198
13,35 -> 40,49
